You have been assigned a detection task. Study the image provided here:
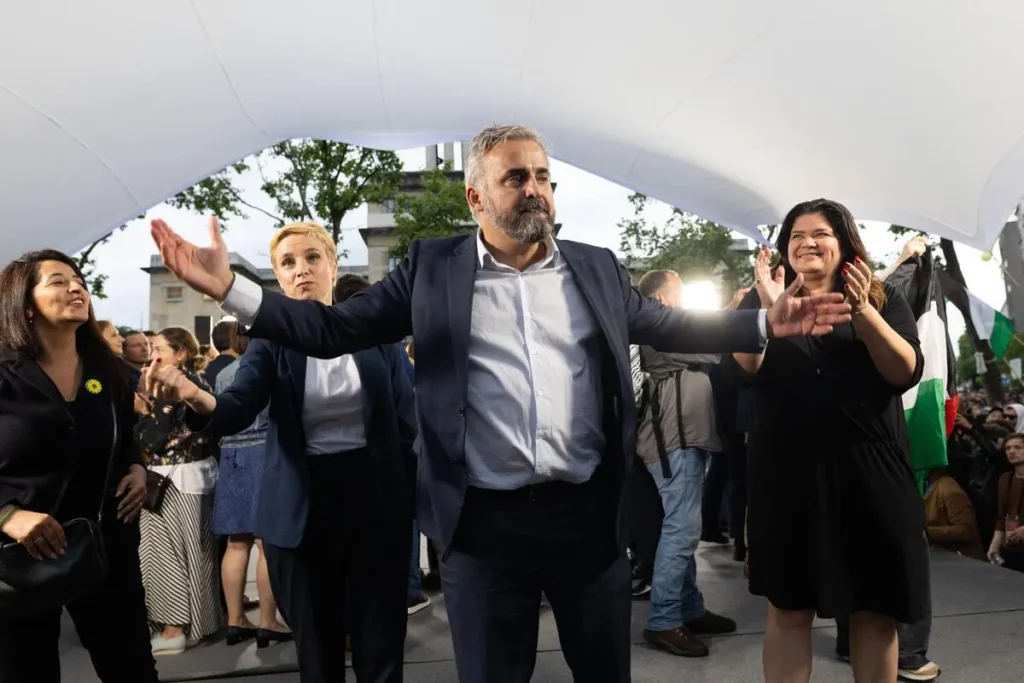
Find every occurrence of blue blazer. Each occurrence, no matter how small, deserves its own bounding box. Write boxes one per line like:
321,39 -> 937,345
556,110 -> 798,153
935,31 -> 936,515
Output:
194,340 -> 417,549
240,235 -> 764,554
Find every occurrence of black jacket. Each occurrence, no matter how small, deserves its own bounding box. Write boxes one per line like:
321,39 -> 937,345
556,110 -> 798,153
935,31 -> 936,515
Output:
0,350 -> 140,524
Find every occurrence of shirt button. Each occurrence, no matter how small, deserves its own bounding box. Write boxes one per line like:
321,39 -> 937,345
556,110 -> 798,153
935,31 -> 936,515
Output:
458,407 -> 465,417
537,390 -> 544,397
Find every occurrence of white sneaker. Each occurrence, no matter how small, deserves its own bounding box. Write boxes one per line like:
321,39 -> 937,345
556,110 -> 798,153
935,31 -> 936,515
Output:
898,661 -> 941,681
151,634 -> 186,656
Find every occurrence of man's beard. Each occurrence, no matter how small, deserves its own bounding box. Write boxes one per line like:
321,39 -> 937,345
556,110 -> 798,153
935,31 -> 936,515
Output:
484,196 -> 555,244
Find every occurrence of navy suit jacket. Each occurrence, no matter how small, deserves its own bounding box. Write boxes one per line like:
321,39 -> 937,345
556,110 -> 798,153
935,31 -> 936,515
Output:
240,235 -> 764,554
194,339 -> 417,549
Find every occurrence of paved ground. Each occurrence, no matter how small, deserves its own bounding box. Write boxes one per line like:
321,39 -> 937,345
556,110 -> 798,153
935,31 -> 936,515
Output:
59,543 -> 1024,682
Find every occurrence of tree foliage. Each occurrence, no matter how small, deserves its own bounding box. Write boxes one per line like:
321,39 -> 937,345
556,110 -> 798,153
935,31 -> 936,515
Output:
71,219 -> 141,299
168,140 -> 404,256
618,193 -> 753,294
389,163 -> 473,260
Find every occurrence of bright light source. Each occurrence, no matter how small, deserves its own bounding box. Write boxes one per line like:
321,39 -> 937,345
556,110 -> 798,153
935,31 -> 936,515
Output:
680,280 -> 720,310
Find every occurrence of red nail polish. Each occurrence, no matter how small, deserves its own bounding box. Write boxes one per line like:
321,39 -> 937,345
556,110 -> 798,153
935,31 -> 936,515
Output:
855,256 -> 863,264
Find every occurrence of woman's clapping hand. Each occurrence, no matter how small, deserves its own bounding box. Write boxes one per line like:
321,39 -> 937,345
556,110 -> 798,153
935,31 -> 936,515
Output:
753,247 -> 785,309
842,257 -> 874,314
143,360 -> 199,403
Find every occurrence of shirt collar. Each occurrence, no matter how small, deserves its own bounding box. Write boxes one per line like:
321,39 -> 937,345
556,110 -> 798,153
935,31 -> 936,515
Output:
475,229 -> 559,271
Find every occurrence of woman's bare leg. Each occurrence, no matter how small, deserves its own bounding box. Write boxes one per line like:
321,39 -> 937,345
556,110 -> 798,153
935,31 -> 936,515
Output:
222,535 -> 255,628
763,604 -> 815,683
849,611 -> 897,683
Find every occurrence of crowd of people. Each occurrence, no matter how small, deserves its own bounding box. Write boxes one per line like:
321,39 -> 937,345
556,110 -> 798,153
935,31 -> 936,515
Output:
0,123 -> 1021,683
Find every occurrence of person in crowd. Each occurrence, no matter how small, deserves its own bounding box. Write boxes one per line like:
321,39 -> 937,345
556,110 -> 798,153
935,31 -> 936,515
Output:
0,250 -> 157,682
145,222 -> 416,683
1005,403 -> 1024,433
122,330 -> 151,371
210,325 -> 290,648
136,327 -> 221,654
97,320 -> 124,356
924,468 -> 985,560
204,320 -> 239,388
148,124 -> 849,682
987,433 -> 1024,571
99,320 -> 143,389
633,269 -> 737,657
736,199 -> 929,683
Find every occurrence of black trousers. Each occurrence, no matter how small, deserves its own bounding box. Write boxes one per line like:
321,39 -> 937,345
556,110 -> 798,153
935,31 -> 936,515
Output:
263,451 -> 410,683
0,520 -> 158,683
724,432 -> 748,545
701,451 -> 729,535
441,481 -> 631,683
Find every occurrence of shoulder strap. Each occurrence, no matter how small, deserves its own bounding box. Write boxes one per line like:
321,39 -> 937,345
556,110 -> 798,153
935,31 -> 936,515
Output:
96,399 -> 121,522
675,371 -> 685,451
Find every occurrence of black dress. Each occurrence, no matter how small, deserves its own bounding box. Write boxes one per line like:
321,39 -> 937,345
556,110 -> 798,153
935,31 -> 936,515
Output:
741,287 -> 931,622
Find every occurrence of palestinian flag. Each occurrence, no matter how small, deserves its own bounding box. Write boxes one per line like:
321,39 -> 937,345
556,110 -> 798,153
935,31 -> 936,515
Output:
939,270 -> 1014,359
884,253 -> 957,490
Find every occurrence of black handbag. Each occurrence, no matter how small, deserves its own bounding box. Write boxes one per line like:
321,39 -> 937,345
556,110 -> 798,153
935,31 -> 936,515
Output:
143,469 -> 171,512
0,400 -> 120,617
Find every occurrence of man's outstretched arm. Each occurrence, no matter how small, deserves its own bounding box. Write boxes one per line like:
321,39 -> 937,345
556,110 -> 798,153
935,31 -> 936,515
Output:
151,216 -> 413,358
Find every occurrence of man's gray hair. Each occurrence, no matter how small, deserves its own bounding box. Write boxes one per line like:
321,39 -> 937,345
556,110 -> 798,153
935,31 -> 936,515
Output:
465,125 -> 548,188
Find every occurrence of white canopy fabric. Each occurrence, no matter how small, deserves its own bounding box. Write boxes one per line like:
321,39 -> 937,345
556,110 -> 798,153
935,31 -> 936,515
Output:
3,0 -> 1024,263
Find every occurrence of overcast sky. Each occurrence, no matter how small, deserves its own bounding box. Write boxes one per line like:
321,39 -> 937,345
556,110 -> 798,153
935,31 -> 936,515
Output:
90,144 -> 1006,347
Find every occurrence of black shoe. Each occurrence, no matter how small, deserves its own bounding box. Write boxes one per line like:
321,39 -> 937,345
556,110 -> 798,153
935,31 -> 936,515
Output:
420,572 -> 442,592
256,628 -> 293,649
685,611 -> 737,635
631,578 -> 652,600
700,531 -> 730,544
733,544 -> 747,562
225,625 -> 258,645
643,627 -> 709,657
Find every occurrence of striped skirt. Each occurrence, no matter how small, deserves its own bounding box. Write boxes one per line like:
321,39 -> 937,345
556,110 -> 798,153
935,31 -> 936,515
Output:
139,484 -> 222,641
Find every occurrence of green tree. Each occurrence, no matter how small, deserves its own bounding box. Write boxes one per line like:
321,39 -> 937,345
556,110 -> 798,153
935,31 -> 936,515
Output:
71,218 -> 143,298
389,163 -> 473,260
618,193 -> 753,295
168,140 -> 404,256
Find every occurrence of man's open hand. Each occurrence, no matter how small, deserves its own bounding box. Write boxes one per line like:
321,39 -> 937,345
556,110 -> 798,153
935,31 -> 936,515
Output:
150,216 -> 234,301
766,274 -> 852,338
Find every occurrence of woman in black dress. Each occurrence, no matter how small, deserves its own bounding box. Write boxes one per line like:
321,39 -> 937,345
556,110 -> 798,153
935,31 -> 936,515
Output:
0,250 -> 156,682
736,200 -> 929,683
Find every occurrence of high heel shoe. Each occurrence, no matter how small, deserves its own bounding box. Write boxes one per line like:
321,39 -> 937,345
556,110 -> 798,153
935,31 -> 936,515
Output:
225,625 -> 258,645
256,628 -> 294,649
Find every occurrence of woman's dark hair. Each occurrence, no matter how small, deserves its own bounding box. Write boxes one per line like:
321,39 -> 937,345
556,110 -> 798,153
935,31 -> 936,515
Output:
156,327 -> 208,375
776,199 -> 886,310
0,249 -> 129,400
